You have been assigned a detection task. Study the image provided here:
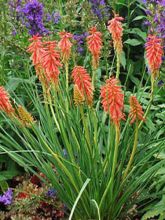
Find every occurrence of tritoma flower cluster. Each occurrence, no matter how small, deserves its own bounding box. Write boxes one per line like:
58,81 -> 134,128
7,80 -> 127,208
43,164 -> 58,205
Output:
0,11 -> 164,220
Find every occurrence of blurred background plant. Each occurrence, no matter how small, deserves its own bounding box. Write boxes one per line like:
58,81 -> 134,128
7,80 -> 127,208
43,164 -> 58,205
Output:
0,173 -> 65,219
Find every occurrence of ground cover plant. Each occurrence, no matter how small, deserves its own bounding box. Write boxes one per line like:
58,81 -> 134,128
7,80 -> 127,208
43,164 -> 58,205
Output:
0,0 -> 165,219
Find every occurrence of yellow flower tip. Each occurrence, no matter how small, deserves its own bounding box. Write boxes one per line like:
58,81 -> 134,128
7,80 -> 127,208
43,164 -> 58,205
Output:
17,105 -> 34,127
129,96 -> 145,124
73,85 -> 85,106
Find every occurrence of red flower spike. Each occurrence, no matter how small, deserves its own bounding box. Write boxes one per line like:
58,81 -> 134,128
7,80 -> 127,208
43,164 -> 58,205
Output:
100,77 -> 125,125
86,27 -> 103,69
108,15 -> 124,54
58,31 -> 73,63
27,35 -> 47,84
41,41 -> 62,85
129,96 -> 145,124
72,66 -> 93,105
145,35 -> 163,77
0,86 -> 14,115
27,35 -> 45,66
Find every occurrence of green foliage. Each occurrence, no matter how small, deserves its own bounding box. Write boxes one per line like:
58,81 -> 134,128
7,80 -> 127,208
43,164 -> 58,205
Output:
141,151 -> 165,220
0,155 -> 21,192
0,0 -> 164,218
0,74 -> 164,219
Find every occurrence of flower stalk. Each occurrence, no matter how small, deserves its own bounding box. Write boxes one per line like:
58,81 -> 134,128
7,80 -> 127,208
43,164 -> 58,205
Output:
123,120 -> 138,180
79,105 -> 92,156
110,124 -> 120,191
65,62 -> 69,92
116,54 -> 120,79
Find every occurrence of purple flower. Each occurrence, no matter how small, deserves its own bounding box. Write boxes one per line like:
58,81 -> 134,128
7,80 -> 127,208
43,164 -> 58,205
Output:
88,0 -> 110,20
52,12 -> 61,24
158,80 -> 164,87
45,11 -> 61,25
73,32 -> 88,54
22,0 -> 48,36
160,0 -> 165,6
46,188 -> 56,198
45,13 -> 51,22
9,0 -> 24,22
142,0 -> 165,48
12,28 -> 17,36
0,188 -> 13,205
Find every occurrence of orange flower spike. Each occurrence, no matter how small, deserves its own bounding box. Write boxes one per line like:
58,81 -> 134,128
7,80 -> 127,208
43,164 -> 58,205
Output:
72,66 -> 93,105
27,35 -> 45,66
100,77 -> 125,126
0,86 -> 14,115
108,15 -> 124,54
129,96 -> 145,124
41,41 -> 62,85
58,31 -> 73,63
86,27 -> 103,69
145,35 -> 163,78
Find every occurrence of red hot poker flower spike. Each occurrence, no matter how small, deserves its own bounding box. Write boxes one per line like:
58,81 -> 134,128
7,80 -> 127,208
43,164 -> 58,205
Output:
145,35 -> 163,78
108,15 -> 124,54
27,35 -> 46,84
86,27 -> 103,69
129,96 -> 145,124
0,86 -> 14,115
27,35 -> 45,67
101,77 -> 125,125
58,31 -> 73,63
41,41 -> 62,85
72,66 -> 93,105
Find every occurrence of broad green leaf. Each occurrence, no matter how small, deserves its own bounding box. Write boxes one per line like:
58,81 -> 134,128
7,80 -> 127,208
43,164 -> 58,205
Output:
125,28 -> 147,41
120,51 -> 126,69
124,39 -> 142,46
133,15 -> 146,21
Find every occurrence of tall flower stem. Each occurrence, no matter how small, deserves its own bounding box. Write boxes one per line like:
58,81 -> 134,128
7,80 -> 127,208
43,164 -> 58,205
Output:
79,105 -> 92,156
110,124 -> 120,191
116,53 -> 120,79
138,78 -> 154,129
92,67 -> 96,90
113,0 -> 116,10
42,83 -> 49,107
47,89 -> 60,131
57,0 -> 63,17
123,120 -> 138,180
65,62 -> 69,93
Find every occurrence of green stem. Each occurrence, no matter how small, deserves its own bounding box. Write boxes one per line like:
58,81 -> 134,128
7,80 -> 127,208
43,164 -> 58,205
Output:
110,124 -> 120,191
113,0 -> 116,10
65,62 -> 69,93
123,121 -> 138,180
57,0 -> 63,17
92,67 -> 96,91
80,106 -> 92,156
42,82 -> 49,108
47,91 -> 60,132
116,53 -> 120,79
138,75 -> 154,129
